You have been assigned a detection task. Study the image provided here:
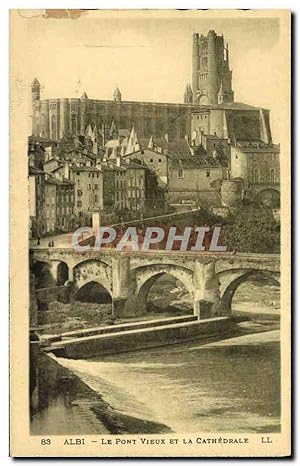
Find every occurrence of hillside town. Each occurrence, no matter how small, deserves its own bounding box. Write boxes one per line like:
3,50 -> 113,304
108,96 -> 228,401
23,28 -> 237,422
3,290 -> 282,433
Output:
28,30 -> 280,239
25,18 -> 285,444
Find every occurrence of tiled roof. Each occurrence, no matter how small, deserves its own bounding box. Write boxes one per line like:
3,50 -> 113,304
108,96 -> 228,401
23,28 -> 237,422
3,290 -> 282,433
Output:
169,155 -> 222,169
138,138 -> 192,155
45,177 -> 74,186
71,166 -> 101,173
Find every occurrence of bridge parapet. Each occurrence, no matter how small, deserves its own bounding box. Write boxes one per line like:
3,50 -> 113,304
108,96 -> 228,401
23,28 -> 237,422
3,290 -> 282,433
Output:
30,248 -> 280,270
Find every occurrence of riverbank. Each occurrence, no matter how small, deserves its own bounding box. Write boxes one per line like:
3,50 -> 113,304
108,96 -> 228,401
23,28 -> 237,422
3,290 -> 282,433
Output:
31,352 -> 171,435
31,312 -> 280,435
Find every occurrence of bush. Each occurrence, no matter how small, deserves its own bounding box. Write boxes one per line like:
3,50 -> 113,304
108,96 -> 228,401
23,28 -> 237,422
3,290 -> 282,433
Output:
222,207 -> 280,253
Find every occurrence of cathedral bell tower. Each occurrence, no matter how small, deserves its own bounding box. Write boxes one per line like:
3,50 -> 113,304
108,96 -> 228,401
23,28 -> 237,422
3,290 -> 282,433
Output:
192,31 -> 234,105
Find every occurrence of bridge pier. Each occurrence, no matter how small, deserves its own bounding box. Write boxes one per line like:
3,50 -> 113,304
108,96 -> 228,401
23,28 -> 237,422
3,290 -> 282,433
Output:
45,260 -> 60,284
111,256 -> 130,317
112,298 -> 128,317
48,260 -> 71,286
193,261 -> 221,319
68,267 -> 73,282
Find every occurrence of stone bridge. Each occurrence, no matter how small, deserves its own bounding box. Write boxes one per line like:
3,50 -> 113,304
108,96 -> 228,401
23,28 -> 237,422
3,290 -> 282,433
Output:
30,248 -> 280,318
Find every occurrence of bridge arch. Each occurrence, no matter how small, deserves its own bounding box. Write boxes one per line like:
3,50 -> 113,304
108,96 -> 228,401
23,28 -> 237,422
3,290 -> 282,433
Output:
125,264 -> 194,315
31,260 -> 56,289
257,188 -> 280,208
74,280 -> 112,303
73,258 -> 112,296
219,269 -> 280,314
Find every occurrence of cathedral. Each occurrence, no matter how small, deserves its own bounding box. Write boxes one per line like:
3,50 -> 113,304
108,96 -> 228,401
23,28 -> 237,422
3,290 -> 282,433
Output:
31,30 -> 272,146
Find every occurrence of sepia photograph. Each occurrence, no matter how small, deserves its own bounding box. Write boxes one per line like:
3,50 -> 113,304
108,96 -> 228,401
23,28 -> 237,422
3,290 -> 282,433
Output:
9,8 -> 291,457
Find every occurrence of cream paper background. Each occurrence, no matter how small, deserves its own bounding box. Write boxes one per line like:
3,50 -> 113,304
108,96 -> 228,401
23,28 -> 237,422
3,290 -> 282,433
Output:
9,9 -> 291,457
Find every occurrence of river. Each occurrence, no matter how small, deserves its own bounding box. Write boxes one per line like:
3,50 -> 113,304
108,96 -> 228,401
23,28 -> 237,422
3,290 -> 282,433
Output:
55,323 -> 280,434
31,279 -> 281,435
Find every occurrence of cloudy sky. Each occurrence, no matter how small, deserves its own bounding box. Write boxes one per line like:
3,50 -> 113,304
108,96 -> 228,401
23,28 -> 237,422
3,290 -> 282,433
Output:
25,10 -> 281,141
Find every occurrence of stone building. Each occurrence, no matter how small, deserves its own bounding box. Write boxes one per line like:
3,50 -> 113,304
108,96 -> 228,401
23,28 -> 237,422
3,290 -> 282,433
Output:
124,148 -> 168,186
230,142 -> 280,206
53,178 -> 75,232
167,154 -> 225,205
29,166 -> 75,236
200,133 -> 230,159
29,29 -> 279,216
124,161 -> 146,211
35,154 -> 75,234
44,178 -> 57,233
31,82 -> 192,142
191,103 -> 272,147
97,162 -> 127,214
30,30 -> 273,146
29,166 -> 47,238
71,166 -> 103,220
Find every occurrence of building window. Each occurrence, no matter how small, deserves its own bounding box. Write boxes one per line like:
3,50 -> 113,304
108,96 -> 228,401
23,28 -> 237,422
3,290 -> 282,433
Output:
94,184 -> 98,190
77,190 -> 82,197
270,168 -> 275,184
206,169 -> 211,177
77,201 -> 82,207
94,195 -> 98,203
88,184 -> 91,190
253,168 -> 259,184
178,168 -> 184,178
158,159 -> 162,163
150,159 -> 153,163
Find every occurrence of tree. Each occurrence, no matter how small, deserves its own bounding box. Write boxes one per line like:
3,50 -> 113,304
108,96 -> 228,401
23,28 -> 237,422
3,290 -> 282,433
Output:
222,207 -> 280,253
215,143 -> 229,167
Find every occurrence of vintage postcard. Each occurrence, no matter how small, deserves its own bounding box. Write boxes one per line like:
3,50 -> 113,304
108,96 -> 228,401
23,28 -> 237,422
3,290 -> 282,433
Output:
10,9 -> 291,457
